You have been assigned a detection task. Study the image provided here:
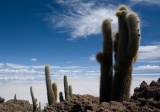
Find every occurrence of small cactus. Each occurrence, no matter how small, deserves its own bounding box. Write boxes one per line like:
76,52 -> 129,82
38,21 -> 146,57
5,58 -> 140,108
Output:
45,65 -> 55,105
39,102 -> 41,110
69,85 -> 73,96
59,92 -> 64,102
30,86 -> 38,112
14,94 -> 17,103
64,75 -> 69,99
52,82 -> 58,102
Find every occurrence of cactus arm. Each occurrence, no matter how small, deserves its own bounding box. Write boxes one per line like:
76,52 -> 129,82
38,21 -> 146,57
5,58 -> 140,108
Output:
96,52 -> 105,64
127,12 -> 141,58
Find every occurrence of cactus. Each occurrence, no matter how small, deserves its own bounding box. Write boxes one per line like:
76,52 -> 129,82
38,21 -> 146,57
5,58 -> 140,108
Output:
30,86 -> 38,112
69,85 -> 73,96
64,75 -> 69,99
52,82 -> 58,102
113,32 -> 119,61
14,94 -> 17,103
59,92 -> 64,102
118,4 -> 128,11
96,18 -> 113,103
39,102 -> 41,109
45,65 -> 55,105
111,5 -> 141,101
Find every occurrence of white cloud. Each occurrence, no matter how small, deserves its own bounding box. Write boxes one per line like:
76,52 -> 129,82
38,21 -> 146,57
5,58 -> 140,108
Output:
139,45 -> 160,61
58,69 -> 81,73
6,63 -> 30,69
0,63 -> 4,68
46,0 -> 118,39
63,66 -> 80,69
130,0 -> 160,5
0,69 -> 35,73
32,65 -> 45,69
31,58 -> 37,61
65,61 -> 72,63
89,55 -> 96,61
134,65 -> 160,70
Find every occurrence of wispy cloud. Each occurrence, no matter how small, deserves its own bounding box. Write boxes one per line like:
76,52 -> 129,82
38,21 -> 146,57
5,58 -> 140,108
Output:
46,0 -> 118,39
130,0 -> 160,5
89,55 -> 96,61
139,45 -> 160,63
0,63 -> 4,68
6,63 -> 30,69
134,65 -> 160,70
31,58 -> 37,61
65,61 -> 72,63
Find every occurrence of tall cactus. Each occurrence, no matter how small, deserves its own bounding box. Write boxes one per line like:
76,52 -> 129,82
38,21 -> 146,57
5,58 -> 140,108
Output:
111,5 -> 141,101
45,65 -> 55,105
64,75 -> 69,99
96,18 -> 113,103
52,82 -> 58,102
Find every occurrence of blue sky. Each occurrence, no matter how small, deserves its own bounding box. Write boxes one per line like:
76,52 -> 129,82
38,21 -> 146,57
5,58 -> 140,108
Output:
0,0 -> 160,107
0,0 -> 160,78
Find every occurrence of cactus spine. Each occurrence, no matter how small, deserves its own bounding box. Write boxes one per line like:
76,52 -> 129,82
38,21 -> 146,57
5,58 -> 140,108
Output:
69,85 -> 73,96
64,75 -> 69,99
30,86 -> 38,112
45,65 -> 55,105
111,5 -> 141,101
59,92 -> 64,102
96,18 -> 113,103
52,82 -> 58,102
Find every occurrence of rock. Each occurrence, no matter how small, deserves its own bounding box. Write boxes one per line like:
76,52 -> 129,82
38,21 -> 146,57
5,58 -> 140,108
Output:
0,99 -> 32,112
0,96 -> 5,103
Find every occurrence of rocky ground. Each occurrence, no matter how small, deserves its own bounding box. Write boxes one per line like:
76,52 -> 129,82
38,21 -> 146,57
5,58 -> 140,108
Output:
0,78 -> 160,112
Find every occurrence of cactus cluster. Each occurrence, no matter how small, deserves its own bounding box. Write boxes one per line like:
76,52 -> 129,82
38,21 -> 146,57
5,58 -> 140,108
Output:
44,65 -> 73,104
63,75 -> 73,99
96,4 -> 141,102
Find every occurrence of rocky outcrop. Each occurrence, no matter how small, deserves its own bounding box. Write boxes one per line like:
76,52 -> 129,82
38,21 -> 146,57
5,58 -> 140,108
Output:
0,96 -> 5,103
0,99 -> 32,112
44,78 -> 160,112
